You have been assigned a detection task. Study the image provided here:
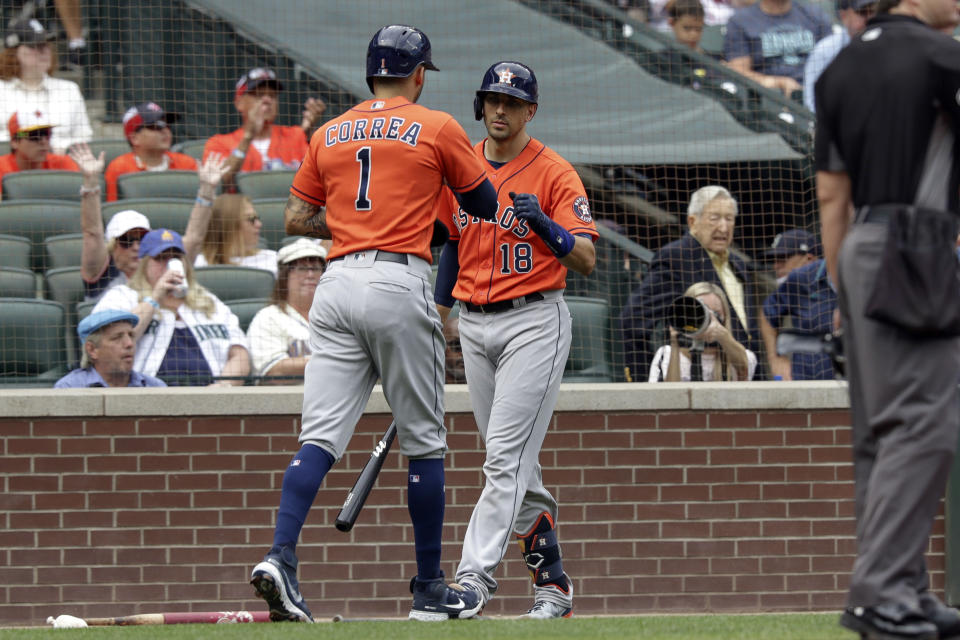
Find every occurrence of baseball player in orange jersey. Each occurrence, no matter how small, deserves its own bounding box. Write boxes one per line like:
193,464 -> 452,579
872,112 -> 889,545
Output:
249,25 -> 498,623
434,61 -> 598,618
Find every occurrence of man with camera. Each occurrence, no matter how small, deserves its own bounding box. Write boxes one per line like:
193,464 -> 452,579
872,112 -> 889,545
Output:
620,185 -> 758,382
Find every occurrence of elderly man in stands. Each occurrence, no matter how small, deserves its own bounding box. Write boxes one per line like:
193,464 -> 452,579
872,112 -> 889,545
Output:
203,67 -> 326,188
0,109 -> 77,195
619,185 -> 758,382
54,310 -> 166,388
104,102 -> 198,201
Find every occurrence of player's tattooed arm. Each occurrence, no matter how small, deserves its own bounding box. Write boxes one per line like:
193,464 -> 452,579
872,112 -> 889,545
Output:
284,194 -> 331,239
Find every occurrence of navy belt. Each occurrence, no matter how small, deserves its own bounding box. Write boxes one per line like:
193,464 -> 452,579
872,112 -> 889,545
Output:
463,292 -> 544,313
329,250 -> 408,265
856,205 -> 894,224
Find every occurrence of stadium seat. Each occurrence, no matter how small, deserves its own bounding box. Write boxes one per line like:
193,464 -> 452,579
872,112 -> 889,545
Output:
0,233 -> 31,270
0,267 -> 39,298
2,170 -> 85,201
117,170 -> 200,199
76,299 -> 96,325
44,267 -> 87,363
44,233 -> 84,270
0,200 -> 83,272
87,138 -> 133,168
250,198 -> 287,249
101,198 -> 194,235
228,298 -> 271,332
171,139 -> 207,162
194,265 -> 276,302
0,298 -> 68,387
236,170 -> 296,200
564,296 -> 613,382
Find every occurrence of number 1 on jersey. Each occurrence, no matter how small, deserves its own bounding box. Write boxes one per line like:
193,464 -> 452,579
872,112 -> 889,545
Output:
355,146 -> 372,211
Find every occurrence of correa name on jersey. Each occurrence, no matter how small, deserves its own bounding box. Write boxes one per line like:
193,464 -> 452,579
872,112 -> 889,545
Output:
452,204 -> 531,239
324,117 -> 422,148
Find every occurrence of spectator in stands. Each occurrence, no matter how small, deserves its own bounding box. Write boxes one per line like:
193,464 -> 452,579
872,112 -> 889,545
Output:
69,143 -> 228,301
802,0 -> 877,113
766,228 -> 817,284
650,0 -> 746,32
619,185 -> 758,382
0,17 -> 91,152
0,109 -> 78,194
442,314 -> 466,384
760,232 -> 837,380
203,67 -> 326,188
104,102 -> 198,201
723,0 -> 832,98
649,281 -> 757,381
194,194 -> 278,276
246,238 -> 326,383
667,0 -> 707,51
609,0 -> 651,22
54,0 -> 87,70
54,309 -> 166,388
92,228 -> 250,386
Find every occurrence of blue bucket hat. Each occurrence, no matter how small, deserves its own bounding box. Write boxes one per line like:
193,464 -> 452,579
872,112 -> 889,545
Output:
77,309 -> 139,343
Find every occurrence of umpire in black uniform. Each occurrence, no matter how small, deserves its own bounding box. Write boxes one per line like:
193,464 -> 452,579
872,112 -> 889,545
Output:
815,0 -> 960,637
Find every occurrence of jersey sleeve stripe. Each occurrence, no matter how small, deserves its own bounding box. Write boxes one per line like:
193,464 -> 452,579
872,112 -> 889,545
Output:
290,184 -> 325,206
449,171 -> 487,193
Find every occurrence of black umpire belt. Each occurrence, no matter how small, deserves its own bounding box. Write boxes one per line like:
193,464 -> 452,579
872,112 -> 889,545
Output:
329,250 -> 408,265
463,292 -> 544,313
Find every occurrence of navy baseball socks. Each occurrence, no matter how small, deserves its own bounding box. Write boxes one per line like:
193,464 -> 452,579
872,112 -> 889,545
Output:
250,444 -> 334,623
407,459 -> 482,621
517,512 -> 574,619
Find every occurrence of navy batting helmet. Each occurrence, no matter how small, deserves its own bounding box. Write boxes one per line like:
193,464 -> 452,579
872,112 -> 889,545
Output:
365,25 -> 439,93
474,61 -> 539,120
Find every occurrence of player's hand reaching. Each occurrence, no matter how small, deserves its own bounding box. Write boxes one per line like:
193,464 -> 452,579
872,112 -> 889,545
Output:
68,143 -> 105,179
510,192 -> 550,236
509,191 -> 575,258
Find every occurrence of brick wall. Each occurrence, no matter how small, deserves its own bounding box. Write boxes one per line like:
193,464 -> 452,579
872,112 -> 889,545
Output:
0,385 -> 947,626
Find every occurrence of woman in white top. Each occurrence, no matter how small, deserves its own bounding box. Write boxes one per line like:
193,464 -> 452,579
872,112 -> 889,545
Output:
194,193 -> 278,275
649,281 -> 757,382
0,18 -> 92,152
93,228 -> 250,386
246,238 -> 327,383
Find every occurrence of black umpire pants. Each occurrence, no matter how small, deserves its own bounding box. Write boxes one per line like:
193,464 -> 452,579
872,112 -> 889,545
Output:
839,222 -> 960,610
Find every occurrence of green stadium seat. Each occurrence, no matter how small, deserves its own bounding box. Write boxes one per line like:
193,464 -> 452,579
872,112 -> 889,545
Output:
101,198 -> 194,235
0,267 -> 39,298
699,24 -> 725,57
171,139 -> 207,162
44,233 -> 84,270
88,138 -> 133,168
564,295 -> 613,382
44,267 -> 87,363
2,170 -> 85,201
194,265 -> 276,302
228,298 -> 271,332
0,200 -> 82,272
117,170 -> 200,199
250,198 -> 287,250
76,299 -> 96,325
236,170 -> 296,200
0,233 -> 31,270
0,298 -> 68,386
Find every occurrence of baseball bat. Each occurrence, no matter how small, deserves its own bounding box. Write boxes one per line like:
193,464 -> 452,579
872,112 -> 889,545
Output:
80,610 -> 272,625
335,421 -> 397,532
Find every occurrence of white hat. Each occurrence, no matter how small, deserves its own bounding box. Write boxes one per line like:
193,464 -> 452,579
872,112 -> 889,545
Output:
105,210 -> 151,241
278,238 -> 328,265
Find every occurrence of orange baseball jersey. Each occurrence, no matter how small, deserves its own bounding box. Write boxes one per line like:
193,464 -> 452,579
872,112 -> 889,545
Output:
291,96 -> 487,262
436,137 -> 597,304
203,125 -> 307,172
104,151 -> 198,201
0,152 -> 78,197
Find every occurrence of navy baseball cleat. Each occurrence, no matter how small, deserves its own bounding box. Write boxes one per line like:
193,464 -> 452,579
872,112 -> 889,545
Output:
250,545 -> 313,622
408,574 -> 483,621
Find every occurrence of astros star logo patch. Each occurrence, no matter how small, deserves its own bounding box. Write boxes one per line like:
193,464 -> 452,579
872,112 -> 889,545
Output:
572,196 -> 592,223
498,69 -> 515,84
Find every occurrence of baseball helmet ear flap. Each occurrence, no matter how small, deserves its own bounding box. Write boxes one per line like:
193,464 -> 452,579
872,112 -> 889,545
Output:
473,94 -> 484,121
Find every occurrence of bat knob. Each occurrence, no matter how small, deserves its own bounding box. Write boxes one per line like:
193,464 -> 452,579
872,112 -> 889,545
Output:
335,520 -> 353,532
332,614 -> 344,623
